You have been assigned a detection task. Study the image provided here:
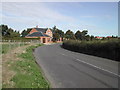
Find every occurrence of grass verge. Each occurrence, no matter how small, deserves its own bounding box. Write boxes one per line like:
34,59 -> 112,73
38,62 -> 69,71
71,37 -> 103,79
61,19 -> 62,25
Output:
6,44 -> 50,88
1,43 -> 26,54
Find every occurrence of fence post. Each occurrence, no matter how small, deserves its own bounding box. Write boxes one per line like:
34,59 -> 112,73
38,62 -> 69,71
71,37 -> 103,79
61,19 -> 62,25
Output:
19,40 -> 21,47
9,40 -> 11,53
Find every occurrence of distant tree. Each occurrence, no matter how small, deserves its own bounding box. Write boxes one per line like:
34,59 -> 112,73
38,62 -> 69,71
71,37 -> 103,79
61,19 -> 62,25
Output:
52,25 -> 57,33
21,30 -> 27,37
86,35 -> 90,41
65,30 -> 76,40
21,28 -> 32,37
0,24 -> 9,36
75,30 -> 89,41
81,30 -> 88,40
52,26 -> 64,42
52,33 -> 60,42
26,28 -> 32,34
0,24 -> 20,38
7,28 -> 20,38
90,35 -> 94,41
75,30 -> 82,40
55,29 -> 64,38
82,30 -> 88,36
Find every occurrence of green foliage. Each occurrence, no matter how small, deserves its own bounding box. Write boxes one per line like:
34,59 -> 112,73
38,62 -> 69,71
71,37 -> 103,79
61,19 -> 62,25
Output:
75,30 -> 90,41
10,45 -> 50,88
52,26 -> 64,42
2,44 -> 11,54
55,29 -> 64,38
90,35 -> 95,41
65,30 -> 76,40
75,30 -> 82,40
21,30 -> 27,37
62,39 -> 120,61
1,43 -> 25,54
52,25 -> 57,33
21,28 -> 32,37
0,24 -> 20,38
0,24 -> 9,36
53,33 -> 60,41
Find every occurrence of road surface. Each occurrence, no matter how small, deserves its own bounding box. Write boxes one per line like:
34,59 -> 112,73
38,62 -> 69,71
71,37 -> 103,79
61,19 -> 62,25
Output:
34,43 -> 119,88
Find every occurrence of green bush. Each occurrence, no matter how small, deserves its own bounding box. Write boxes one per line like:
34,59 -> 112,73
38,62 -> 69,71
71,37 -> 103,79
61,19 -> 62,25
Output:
62,39 -> 120,61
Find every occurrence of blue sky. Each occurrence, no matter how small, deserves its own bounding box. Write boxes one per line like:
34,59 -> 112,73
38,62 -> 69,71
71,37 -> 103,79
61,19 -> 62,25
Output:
1,2 -> 118,36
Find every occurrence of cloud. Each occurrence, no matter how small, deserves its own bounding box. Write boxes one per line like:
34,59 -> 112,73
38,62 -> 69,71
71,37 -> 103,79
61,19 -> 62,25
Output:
1,2 -> 76,31
2,3 -> 75,22
1,2 -> 118,36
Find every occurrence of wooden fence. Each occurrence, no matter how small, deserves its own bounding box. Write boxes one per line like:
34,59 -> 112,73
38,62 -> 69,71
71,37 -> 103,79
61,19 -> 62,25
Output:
1,40 -> 41,54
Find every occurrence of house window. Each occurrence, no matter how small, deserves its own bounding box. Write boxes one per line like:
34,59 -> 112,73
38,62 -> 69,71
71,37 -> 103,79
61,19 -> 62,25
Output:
48,32 -> 50,34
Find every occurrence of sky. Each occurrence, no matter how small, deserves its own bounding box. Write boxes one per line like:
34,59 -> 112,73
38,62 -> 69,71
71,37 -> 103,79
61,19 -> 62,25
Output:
0,1 -> 118,36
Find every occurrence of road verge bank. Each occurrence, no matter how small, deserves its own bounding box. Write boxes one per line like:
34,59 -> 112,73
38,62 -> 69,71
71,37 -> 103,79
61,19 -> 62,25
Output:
2,44 -> 50,88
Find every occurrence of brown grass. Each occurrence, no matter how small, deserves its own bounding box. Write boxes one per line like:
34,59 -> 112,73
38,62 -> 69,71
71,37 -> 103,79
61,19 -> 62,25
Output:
2,43 -> 35,88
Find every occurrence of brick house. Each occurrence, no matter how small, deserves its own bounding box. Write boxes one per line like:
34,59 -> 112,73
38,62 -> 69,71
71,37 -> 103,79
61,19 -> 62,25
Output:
95,36 -> 103,39
25,26 -> 53,43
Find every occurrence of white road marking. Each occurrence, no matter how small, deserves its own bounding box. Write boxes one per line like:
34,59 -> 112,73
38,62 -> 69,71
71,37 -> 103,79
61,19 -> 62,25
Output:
60,53 -> 120,77
61,53 -> 67,56
76,59 -> 120,77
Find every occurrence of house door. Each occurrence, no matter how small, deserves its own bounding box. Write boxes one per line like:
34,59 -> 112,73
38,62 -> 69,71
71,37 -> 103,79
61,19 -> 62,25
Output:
43,38 -> 46,43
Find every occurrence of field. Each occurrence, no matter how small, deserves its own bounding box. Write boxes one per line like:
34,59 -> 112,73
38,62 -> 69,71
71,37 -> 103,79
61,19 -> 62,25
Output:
1,43 -> 26,54
62,39 -> 120,61
2,42 -> 50,88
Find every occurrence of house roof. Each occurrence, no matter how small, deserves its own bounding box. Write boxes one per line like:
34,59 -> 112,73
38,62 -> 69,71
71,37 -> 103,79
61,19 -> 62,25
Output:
34,28 -> 48,33
26,31 -> 50,37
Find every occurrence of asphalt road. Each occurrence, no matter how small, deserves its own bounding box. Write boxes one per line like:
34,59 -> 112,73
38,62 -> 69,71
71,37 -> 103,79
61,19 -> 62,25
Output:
34,43 -> 119,88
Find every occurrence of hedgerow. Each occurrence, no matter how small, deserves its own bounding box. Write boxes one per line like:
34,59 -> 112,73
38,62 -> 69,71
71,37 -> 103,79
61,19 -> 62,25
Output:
62,39 -> 120,61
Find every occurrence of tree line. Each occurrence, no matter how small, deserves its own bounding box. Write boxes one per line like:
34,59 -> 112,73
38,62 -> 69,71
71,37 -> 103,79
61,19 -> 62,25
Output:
51,26 -> 95,41
0,24 -> 117,41
0,24 -> 20,39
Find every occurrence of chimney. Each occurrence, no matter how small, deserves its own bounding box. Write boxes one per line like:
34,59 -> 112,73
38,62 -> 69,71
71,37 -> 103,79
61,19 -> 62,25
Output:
36,25 -> 38,28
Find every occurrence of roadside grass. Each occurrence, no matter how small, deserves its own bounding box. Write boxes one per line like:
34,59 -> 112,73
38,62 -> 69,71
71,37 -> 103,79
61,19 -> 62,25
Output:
10,44 -> 50,88
1,43 -> 26,54
1,44 -> 10,54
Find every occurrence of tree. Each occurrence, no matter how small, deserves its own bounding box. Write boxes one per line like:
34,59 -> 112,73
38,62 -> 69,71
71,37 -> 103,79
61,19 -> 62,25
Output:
21,30 -> 27,37
21,28 -> 32,37
26,28 -> 32,34
52,33 -> 60,42
86,35 -> 90,41
90,35 -> 94,41
74,30 -> 89,41
52,25 -> 57,33
75,30 -> 82,40
0,24 -> 9,36
52,26 -> 64,42
65,30 -> 76,40
55,29 -> 64,38
0,24 -> 20,38
81,30 -> 88,40
82,30 -> 88,36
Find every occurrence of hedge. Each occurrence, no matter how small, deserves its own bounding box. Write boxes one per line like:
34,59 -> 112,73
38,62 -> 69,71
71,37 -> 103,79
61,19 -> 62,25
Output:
62,39 -> 120,61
